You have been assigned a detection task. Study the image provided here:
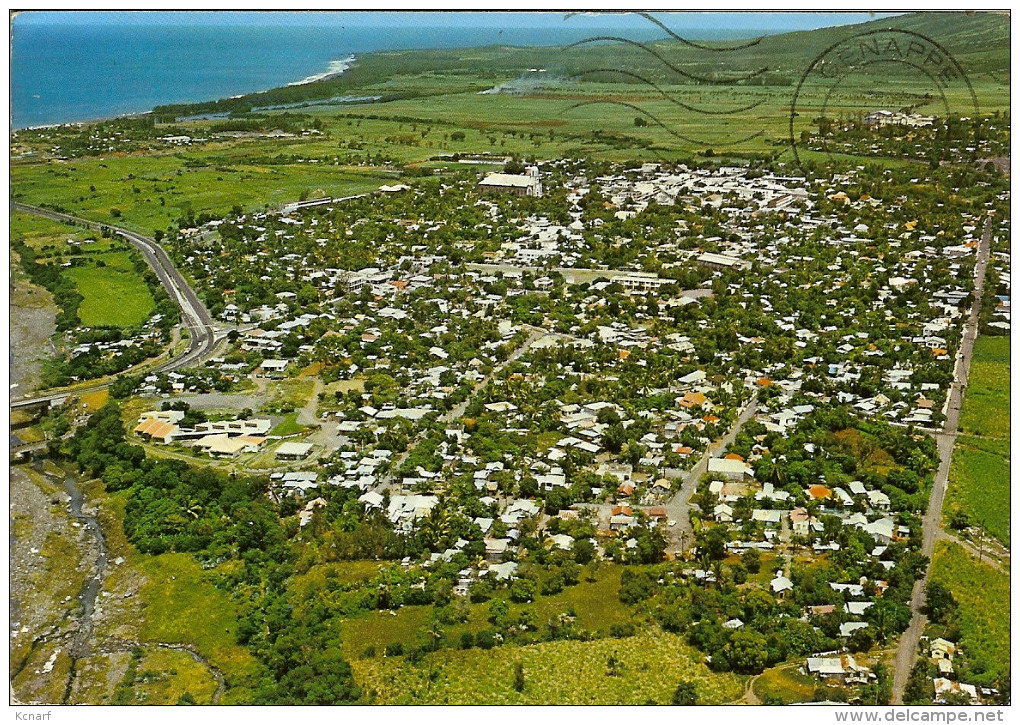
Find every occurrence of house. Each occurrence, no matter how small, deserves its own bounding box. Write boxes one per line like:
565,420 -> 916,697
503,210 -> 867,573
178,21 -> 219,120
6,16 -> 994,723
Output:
862,517 -> 896,544
840,622 -> 870,637
610,514 -> 637,531
753,509 -> 783,527
807,484 -> 832,500
134,417 -> 180,444
276,440 -> 314,460
644,506 -> 668,521
930,638 -> 957,661
708,458 -> 751,481
478,167 -> 542,197
933,678 -> 979,704
714,503 -> 734,523
193,434 -> 258,458
770,574 -> 793,596
806,655 -> 871,684
258,359 -> 290,377
485,538 -> 510,562
679,391 -> 708,409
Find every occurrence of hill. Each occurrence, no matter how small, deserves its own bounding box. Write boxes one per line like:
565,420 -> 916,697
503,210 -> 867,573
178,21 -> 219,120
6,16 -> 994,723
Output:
152,12 -> 1009,119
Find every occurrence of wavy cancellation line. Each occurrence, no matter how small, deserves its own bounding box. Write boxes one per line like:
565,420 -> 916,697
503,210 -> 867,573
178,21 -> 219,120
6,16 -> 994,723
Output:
565,36 -> 768,86
633,12 -> 765,52
564,12 -> 765,52
568,68 -> 765,116
562,99 -> 766,148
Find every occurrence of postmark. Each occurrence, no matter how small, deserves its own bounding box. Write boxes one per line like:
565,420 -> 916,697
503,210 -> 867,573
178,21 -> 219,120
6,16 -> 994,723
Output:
789,28 -> 980,167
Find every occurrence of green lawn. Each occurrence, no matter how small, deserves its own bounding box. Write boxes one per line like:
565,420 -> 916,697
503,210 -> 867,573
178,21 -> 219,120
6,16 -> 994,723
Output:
944,435 -> 1011,545
929,541 -> 1010,687
270,412 -> 307,436
959,336 -> 1010,439
753,664 -> 819,704
351,630 -> 744,705
64,257 -> 156,328
340,563 -> 636,660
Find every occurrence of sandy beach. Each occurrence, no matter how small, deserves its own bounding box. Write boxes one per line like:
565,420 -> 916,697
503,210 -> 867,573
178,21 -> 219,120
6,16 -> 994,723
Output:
288,55 -> 356,86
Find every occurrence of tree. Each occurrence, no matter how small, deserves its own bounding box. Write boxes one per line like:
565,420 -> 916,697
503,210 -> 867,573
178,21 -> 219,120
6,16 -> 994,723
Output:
848,626 -> 875,653
513,661 -> 525,692
672,680 -> 698,706
509,578 -> 535,603
742,548 -> 761,574
924,581 -> 957,624
726,630 -> 769,674
903,660 -> 932,705
572,537 -> 596,565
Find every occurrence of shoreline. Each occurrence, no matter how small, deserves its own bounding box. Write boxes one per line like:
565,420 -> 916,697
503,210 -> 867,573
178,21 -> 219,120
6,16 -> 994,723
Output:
12,55 -> 358,131
287,55 -> 356,87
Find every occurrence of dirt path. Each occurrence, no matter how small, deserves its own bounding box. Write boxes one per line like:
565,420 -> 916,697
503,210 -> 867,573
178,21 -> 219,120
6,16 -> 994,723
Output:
938,530 -> 1009,572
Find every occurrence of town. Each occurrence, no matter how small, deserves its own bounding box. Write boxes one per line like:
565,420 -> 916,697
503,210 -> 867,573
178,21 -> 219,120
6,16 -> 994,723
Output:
29,145 -> 1004,705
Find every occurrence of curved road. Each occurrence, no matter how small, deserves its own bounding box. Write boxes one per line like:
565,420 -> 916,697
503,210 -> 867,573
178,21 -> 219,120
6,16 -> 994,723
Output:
11,202 -> 223,408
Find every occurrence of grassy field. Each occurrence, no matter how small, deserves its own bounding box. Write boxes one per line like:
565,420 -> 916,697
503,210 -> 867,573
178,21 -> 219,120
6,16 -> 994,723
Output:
98,488 -> 261,701
339,563 -> 636,660
11,66 -> 1010,238
929,541 -> 1010,686
753,664 -> 819,704
959,336 -> 1010,439
11,149 -> 396,236
270,412 -> 308,436
351,630 -> 744,705
12,210 -> 156,329
944,435 -> 1011,544
946,335 -> 1011,544
63,253 -> 156,327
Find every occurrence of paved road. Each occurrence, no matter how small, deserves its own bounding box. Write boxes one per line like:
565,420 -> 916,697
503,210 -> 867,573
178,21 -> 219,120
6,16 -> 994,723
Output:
890,215 -> 994,704
664,392 -> 759,554
466,262 -> 714,298
10,203 -> 227,409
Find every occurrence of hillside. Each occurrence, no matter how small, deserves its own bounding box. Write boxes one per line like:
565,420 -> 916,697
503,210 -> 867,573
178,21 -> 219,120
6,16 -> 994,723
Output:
153,12 -> 1009,119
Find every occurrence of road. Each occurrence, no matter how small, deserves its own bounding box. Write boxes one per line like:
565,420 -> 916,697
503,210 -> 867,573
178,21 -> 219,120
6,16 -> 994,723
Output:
664,392 -> 759,554
466,262 -> 714,298
10,203 -> 227,409
890,214 -> 994,704
379,326 -> 549,490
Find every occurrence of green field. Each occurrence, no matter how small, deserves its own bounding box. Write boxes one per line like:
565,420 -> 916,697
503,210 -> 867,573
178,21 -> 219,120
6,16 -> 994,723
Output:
11,150 -> 397,237
929,541 -> 1010,686
959,336 -> 1011,439
64,254 -> 156,327
945,435 -> 1011,544
946,335 -> 1011,544
753,664 -> 819,704
340,563 -> 636,660
351,630 -> 744,705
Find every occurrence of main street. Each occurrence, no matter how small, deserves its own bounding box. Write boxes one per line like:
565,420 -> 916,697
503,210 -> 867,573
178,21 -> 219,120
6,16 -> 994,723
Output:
890,214 -> 995,703
10,203 -> 229,409
665,392 -> 760,555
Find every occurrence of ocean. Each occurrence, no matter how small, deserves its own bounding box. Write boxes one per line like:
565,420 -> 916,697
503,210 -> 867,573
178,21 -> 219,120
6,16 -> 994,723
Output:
10,19 -> 669,128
